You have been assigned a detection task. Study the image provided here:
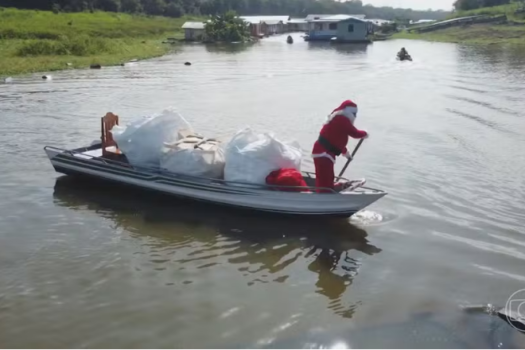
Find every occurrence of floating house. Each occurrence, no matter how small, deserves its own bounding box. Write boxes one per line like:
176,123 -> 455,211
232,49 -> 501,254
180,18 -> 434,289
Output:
181,21 -> 206,41
288,18 -> 308,32
304,15 -> 373,43
241,17 -> 263,37
240,16 -> 290,36
262,20 -> 283,35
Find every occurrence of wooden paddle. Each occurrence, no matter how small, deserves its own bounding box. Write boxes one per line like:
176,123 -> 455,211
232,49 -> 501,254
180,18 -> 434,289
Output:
338,138 -> 365,178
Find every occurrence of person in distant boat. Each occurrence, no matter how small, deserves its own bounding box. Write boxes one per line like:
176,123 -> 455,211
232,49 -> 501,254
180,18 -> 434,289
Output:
311,100 -> 368,192
398,47 -> 410,59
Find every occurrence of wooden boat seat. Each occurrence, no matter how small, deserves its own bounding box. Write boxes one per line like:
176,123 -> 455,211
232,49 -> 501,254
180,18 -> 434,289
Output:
101,112 -> 122,159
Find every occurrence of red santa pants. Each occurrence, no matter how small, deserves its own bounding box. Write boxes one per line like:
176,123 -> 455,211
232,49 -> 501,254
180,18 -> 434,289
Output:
313,156 -> 335,193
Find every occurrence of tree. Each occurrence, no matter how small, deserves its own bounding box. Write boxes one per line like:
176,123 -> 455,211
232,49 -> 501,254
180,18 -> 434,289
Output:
165,0 -> 184,16
453,0 -> 510,11
204,10 -> 250,42
141,0 -> 166,15
2,0 -> 452,21
121,0 -> 141,12
96,0 -> 120,11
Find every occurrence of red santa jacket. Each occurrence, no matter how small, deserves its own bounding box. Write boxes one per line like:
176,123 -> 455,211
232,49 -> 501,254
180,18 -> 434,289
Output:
312,114 -> 367,162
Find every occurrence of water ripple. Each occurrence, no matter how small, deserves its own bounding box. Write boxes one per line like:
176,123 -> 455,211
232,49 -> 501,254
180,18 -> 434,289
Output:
0,38 -> 525,347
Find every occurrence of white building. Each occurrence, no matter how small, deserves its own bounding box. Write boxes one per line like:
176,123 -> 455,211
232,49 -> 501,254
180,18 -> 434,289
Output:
181,21 -> 206,41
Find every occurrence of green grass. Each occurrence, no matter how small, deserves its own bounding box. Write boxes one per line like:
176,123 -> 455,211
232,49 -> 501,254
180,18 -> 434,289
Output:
0,8 -> 200,76
393,23 -> 525,44
450,3 -> 525,20
401,3 -> 525,38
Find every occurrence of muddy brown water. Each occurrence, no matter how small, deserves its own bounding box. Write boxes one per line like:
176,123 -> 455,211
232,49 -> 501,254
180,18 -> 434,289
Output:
1,34 -> 525,348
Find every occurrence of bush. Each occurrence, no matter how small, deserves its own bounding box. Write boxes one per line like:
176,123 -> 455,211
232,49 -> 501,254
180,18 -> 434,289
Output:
204,10 -> 250,43
16,35 -> 113,56
0,8 -> 186,39
16,40 -> 68,56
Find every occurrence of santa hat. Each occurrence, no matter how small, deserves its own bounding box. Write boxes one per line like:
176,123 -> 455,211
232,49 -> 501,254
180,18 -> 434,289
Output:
325,99 -> 358,124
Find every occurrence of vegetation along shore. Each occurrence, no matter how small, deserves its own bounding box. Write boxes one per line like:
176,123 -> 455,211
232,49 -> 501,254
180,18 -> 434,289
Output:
1,0 -> 449,77
0,9 -> 201,77
393,1 -> 525,45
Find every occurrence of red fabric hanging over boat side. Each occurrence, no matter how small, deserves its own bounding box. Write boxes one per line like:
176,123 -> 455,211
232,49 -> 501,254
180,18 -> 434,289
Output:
265,168 -> 308,192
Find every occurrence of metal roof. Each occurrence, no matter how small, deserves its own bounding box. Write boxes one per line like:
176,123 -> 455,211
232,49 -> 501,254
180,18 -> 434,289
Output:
415,15 -> 480,28
411,19 -> 436,24
240,16 -> 290,24
288,18 -> 307,24
366,18 -> 392,23
311,15 -> 367,23
181,21 -> 206,29
305,14 -> 331,21
262,20 -> 282,25
306,14 -> 365,21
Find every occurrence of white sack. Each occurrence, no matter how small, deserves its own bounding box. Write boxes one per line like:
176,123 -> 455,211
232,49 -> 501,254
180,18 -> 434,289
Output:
224,128 -> 303,184
160,135 -> 225,179
110,108 -> 192,168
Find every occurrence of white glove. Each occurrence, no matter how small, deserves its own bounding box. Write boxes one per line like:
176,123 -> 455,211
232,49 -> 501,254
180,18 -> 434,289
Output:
362,130 -> 370,139
343,151 -> 353,160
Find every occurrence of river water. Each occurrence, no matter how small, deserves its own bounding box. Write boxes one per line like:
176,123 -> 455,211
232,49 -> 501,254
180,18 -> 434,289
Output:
1,35 -> 525,348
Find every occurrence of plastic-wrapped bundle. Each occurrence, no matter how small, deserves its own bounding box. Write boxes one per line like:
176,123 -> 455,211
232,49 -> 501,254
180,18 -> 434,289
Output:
110,108 -> 191,169
224,128 -> 303,184
160,134 -> 225,179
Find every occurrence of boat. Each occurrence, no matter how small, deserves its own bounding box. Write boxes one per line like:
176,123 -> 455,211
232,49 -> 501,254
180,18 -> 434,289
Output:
44,115 -> 387,218
397,51 -> 412,61
287,35 -> 293,44
397,55 -> 412,61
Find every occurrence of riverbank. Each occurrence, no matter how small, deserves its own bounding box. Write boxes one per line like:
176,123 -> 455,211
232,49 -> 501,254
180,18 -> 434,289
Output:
0,9 -> 196,77
393,23 -> 525,44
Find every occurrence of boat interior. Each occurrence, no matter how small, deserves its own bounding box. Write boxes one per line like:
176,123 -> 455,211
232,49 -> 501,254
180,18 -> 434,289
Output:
47,112 -> 383,195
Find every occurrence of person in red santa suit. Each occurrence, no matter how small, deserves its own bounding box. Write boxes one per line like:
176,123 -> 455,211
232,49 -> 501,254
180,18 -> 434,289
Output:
311,100 -> 369,192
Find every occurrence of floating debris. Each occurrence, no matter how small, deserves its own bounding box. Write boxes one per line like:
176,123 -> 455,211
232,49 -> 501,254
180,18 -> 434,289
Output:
42,75 -> 52,80
184,62 -> 191,66
90,64 -> 102,69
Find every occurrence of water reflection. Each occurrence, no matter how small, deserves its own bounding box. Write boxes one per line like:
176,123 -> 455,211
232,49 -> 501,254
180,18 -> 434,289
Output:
457,44 -> 525,77
52,176 -> 381,318
266,307 -> 525,349
332,43 -> 369,56
306,41 -> 369,56
204,42 -> 256,55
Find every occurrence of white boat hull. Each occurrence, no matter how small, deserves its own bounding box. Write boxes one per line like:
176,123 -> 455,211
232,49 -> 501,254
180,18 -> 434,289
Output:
45,146 -> 387,217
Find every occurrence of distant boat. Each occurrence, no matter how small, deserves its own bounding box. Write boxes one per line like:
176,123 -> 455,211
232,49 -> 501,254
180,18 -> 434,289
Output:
287,35 -> 293,44
397,52 -> 413,61
397,55 -> 412,61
